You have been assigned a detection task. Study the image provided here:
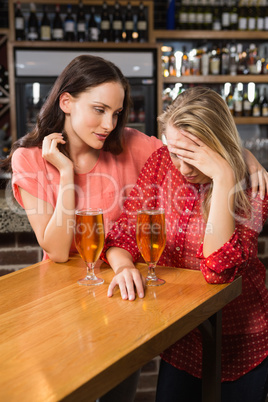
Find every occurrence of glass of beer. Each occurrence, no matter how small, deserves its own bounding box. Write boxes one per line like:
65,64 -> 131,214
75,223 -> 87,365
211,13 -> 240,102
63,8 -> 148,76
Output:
136,208 -> 166,286
74,209 -> 105,286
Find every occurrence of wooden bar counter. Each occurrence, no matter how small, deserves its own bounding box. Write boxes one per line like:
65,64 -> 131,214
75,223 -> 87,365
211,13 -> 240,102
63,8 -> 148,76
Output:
0,255 -> 242,402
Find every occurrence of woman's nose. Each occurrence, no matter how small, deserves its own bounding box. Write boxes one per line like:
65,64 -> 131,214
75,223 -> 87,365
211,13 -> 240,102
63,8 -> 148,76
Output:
102,114 -> 115,132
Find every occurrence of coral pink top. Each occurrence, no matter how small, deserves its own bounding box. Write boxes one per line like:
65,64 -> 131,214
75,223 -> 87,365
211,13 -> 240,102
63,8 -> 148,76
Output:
102,146 -> 268,381
12,128 -> 162,259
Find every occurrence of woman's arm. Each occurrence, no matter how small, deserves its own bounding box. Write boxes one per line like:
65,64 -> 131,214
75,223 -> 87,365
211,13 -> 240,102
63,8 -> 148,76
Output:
19,133 -> 75,262
243,148 -> 268,199
106,247 -> 145,301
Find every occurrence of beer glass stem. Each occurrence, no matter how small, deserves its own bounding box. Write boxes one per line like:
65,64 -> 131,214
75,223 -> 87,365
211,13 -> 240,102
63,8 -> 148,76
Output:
86,263 -> 98,281
147,263 -> 157,280
146,263 -> 165,286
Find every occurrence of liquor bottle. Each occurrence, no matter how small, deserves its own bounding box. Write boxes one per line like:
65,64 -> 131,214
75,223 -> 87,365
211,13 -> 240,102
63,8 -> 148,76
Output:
234,85 -> 243,116
40,5 -> 51,41
15,1 -> 25,40
112,1 -> 123,42
247,43 -> 262,74
100,1 -> 111,42
188,0 -> 197,30
203,0 -> 213,30
252,88 -> 261,116
169,51 -> 177,76
242,88 -> 252,115
221,42 -> 230,74
209,45 -> 220,75
178,0 -> 188,29
226,85 -> 234,115
76,1 -> 86,42
64,5 -> 75,41
181,46 -> 190,75
237,43 -> 247,74
262,47 -> 268,74
229,42 -> 238,75
230,0 -> 238,29
256,0 -> 264,30
27,3 -> 39,41
238,0 -> 247,30
137,2 -> 148,42
88,7 -> 99,41
124,2 -> 134,42
247,0 -> 257,30
196,0 -> 204,30
52,4 -> 64,41
222,0 -> 231,30
265,0 -> 268,30
201,42 -> 210,75
260,87 -> 268,116
212,0 -> 222,30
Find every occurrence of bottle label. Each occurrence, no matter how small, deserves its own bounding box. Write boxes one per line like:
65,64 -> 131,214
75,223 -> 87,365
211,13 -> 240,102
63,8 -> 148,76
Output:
28,29 -> 38,40
113,21 -> 123,30
262,106 -> 268,116
137,21 -> 147,30
53,28 -> 63,39
238,17 -> 247,30
252,105 -> 260,116
257,18 -> 264,31
204,13 -> 212,24
188,13 -> 196,24
222,12 -> 230,27
101,20 -> 110,30
15,17 -> 24,29
230,13 -> 238,24
248,18 -> 256,30
65,21 -> 75,32
125,21 -> 134,30
77,22 -> 86,32
265,16 -> 268,30
212,21 -> 221,30
196,13 -> 204,24
210,59 -> 220,75
41,26 -> 51,40
179,12 -> 188,24
235,100 -> 242,113
243,100 -> 251,113
90,27 -> 99,41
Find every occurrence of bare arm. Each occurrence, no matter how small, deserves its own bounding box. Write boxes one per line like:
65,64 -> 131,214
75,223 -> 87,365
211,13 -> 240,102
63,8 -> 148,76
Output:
19,133 -> 75,262
106,247 -> 146,301
243,148 -> 268,199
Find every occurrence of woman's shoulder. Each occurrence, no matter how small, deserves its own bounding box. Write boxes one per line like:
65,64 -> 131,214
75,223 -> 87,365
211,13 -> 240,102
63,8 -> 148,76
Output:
123,127 -> 163,149
12,146 -> 43,171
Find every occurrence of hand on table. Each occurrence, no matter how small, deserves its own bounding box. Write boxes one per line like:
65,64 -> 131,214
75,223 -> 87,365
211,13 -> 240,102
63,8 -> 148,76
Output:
107,267 -> 146,301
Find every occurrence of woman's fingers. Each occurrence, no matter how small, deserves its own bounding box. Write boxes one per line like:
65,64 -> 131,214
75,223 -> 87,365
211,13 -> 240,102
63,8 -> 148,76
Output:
107,268 -> 145,301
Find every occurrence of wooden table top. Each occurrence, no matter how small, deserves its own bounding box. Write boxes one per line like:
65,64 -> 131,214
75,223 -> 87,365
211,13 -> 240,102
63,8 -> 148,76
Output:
0,255 -> 242,402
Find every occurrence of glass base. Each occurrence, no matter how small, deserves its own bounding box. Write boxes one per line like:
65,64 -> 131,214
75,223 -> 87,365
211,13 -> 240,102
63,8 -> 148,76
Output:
146,277 -> 165,287
77,275 -> 104,286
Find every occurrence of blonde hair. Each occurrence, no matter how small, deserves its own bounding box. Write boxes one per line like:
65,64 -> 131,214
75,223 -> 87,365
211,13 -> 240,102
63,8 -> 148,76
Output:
158,87 -> 250,219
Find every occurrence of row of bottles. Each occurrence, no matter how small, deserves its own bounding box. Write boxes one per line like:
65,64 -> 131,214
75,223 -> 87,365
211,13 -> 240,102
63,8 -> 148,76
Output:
162,42 -> 268,77
15,1 -> 148,42
174,0 -> 268,31
163,83 -> 268,117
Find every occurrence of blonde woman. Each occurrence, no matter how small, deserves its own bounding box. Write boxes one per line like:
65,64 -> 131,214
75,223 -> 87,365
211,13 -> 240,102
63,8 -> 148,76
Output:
102,87 -> 268,402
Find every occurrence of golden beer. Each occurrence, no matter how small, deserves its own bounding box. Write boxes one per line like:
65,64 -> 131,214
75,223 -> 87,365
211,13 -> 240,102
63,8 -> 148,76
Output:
136,210 -> 166,265
75,211 -> 105,263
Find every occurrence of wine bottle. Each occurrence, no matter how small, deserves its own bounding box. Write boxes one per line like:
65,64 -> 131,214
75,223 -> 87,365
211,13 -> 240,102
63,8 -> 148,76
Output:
226,85 -> 234,115
212,0 -> 222,30
15,1 -> 25,40
181,46 -> 190,75
64,4 -> 75,41
242,88 -> 252,116
100,1 -> 111,42
40,5 -> 51,41
188,0 -> 197,30
168,51 -> 177,76
124,2 -> 134,42
252,88 -> 261,116
137,2 -> 148,42
112,1 -> 123,42
209,45 -> 221,75
234,85 -> 243,116
260,87 -> 268,116
76,1 -> 86,42
230,0 -> 238,29
256,0 -> 264,30
204,0 -> 213,30
221,42 -> 230,74
52,4 -> 63,41
88,6 -> 99,42
27,3 -> 39,41
178,0 -> 188,29
238,0 -> 247,30
196,0 -> 204,30
248,0 -> 257,30
222,0 -> 231,30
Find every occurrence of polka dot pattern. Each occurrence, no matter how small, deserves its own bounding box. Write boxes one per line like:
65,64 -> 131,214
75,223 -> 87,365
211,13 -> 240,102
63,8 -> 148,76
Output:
102,146 -> 268,381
